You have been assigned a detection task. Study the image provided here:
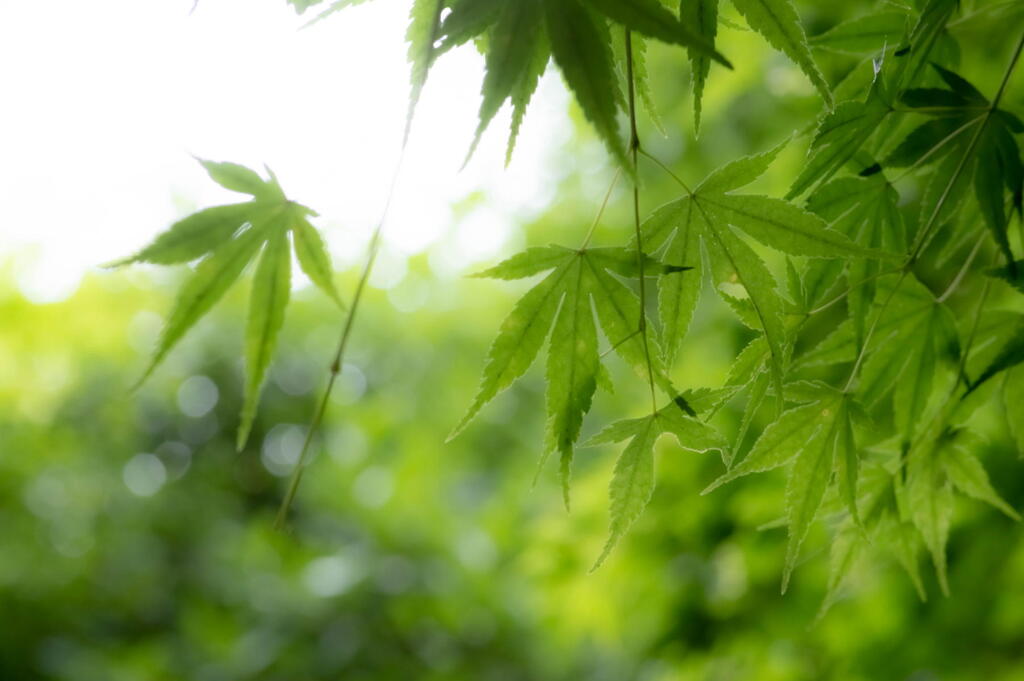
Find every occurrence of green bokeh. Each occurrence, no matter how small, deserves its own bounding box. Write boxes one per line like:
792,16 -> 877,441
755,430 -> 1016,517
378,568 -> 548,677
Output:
2,2 -> 1023,679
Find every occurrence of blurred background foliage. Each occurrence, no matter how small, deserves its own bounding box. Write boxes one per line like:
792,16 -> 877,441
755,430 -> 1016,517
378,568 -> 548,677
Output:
3,1 -> 1024,679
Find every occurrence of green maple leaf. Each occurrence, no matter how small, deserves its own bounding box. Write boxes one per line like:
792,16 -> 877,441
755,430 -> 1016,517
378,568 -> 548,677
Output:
587,402 -> 728,568
905,427 -> 1018,595
803,173 -> 905,346
886,64 -> 1024,269
856,278 -> 957,431
787,81 -> 891,199
730,0 -> 832,107
642,141 -> 894,408
821,466 -> 927,616
450,0 -> 731,170
796,275 -> 958,418
888,0 -> 957,93
450,244 -> 690,507
679,0 -> 718,133
703,383 -> 858,591
112,159 -> 342,450
462,0 -> 549,165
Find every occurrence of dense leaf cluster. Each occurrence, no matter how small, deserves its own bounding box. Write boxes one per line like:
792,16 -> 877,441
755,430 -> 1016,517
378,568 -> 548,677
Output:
122,0 -> 1024,608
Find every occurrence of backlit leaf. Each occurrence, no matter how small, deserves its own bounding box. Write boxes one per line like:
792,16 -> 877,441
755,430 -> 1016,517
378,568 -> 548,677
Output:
679,0 -> 718,132
545,0 -> 628,170
238,228 -> 292,450
731,0 -> 832,106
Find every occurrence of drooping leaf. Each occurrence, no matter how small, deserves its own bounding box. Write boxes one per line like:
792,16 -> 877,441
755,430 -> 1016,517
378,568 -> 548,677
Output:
781,396 -> 853,591
404,0 -> 444,142
915,139 -> 977,253
292,217 -> 342,306
679,0 -> 718,133
943,431 -> 1020,520
648,143 -> 875,406
835,397 -> 859,524
818,521 -> 862,618
904,426 -> 1020,594
890,0 -> 957,92
702,216 -> 788,409
873,498 -> 927,600
695,139 -> 786,194
589,403 -> 728,568
545,0 -> 629,169
456,245 -> 693,504
731,0 -> 832,106
613,33 -> 665,135
733,369 -> 769,463
586,0 -> 729,66
113,160 -> 335,447
465,0 -> 546,164
111,203 -> 258,266
702,394 -> 841,494
506,32 -> 551,165
139,226 -> 266,387
591,413 -> 658,569
238,228 -> 292,450
435,0 -> 502,56
197,159 -> 280,199
546,256 -> 600,505
450,264 -> 567,439
700,194 -> 893,259
641,197 -> 701,366
907,436 -> 954,595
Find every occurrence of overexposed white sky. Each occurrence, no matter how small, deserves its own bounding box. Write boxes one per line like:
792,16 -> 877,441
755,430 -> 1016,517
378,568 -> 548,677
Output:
0,0 -> 571,302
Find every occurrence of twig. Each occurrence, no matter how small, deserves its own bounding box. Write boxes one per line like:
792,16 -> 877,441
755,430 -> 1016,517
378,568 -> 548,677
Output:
625,30 -> 658,413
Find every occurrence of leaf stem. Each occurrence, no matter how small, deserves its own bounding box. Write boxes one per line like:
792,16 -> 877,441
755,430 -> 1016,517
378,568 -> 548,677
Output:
639,149 -> 693,195
805,267 -> 902,316
626,30 -> 658,413
580,168 -> 622,249
275,149 -> 407,530
601,329 -> 641,359
890,115 -> 985,185
937,233 -> 984,303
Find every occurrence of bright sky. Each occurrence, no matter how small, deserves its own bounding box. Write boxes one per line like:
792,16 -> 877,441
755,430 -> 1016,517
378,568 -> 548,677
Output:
0,0 -> 570,303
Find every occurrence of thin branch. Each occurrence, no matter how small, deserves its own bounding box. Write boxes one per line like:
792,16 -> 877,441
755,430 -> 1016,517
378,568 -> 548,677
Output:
625,30 -> 658,413
579,168 -> 622,249
639,149 -> 693,195
275,154 -> 404,529
806,267 -> 902,316
937,234 -> 985,303
891,115 -> 985,184
601,329 -> 641,359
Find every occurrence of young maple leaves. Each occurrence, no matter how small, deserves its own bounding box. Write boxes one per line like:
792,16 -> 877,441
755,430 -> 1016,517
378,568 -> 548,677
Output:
453,144 -> 889,569
448,245 -> 691,506
112,160 -> 342,450
288,0 -> 1024,602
